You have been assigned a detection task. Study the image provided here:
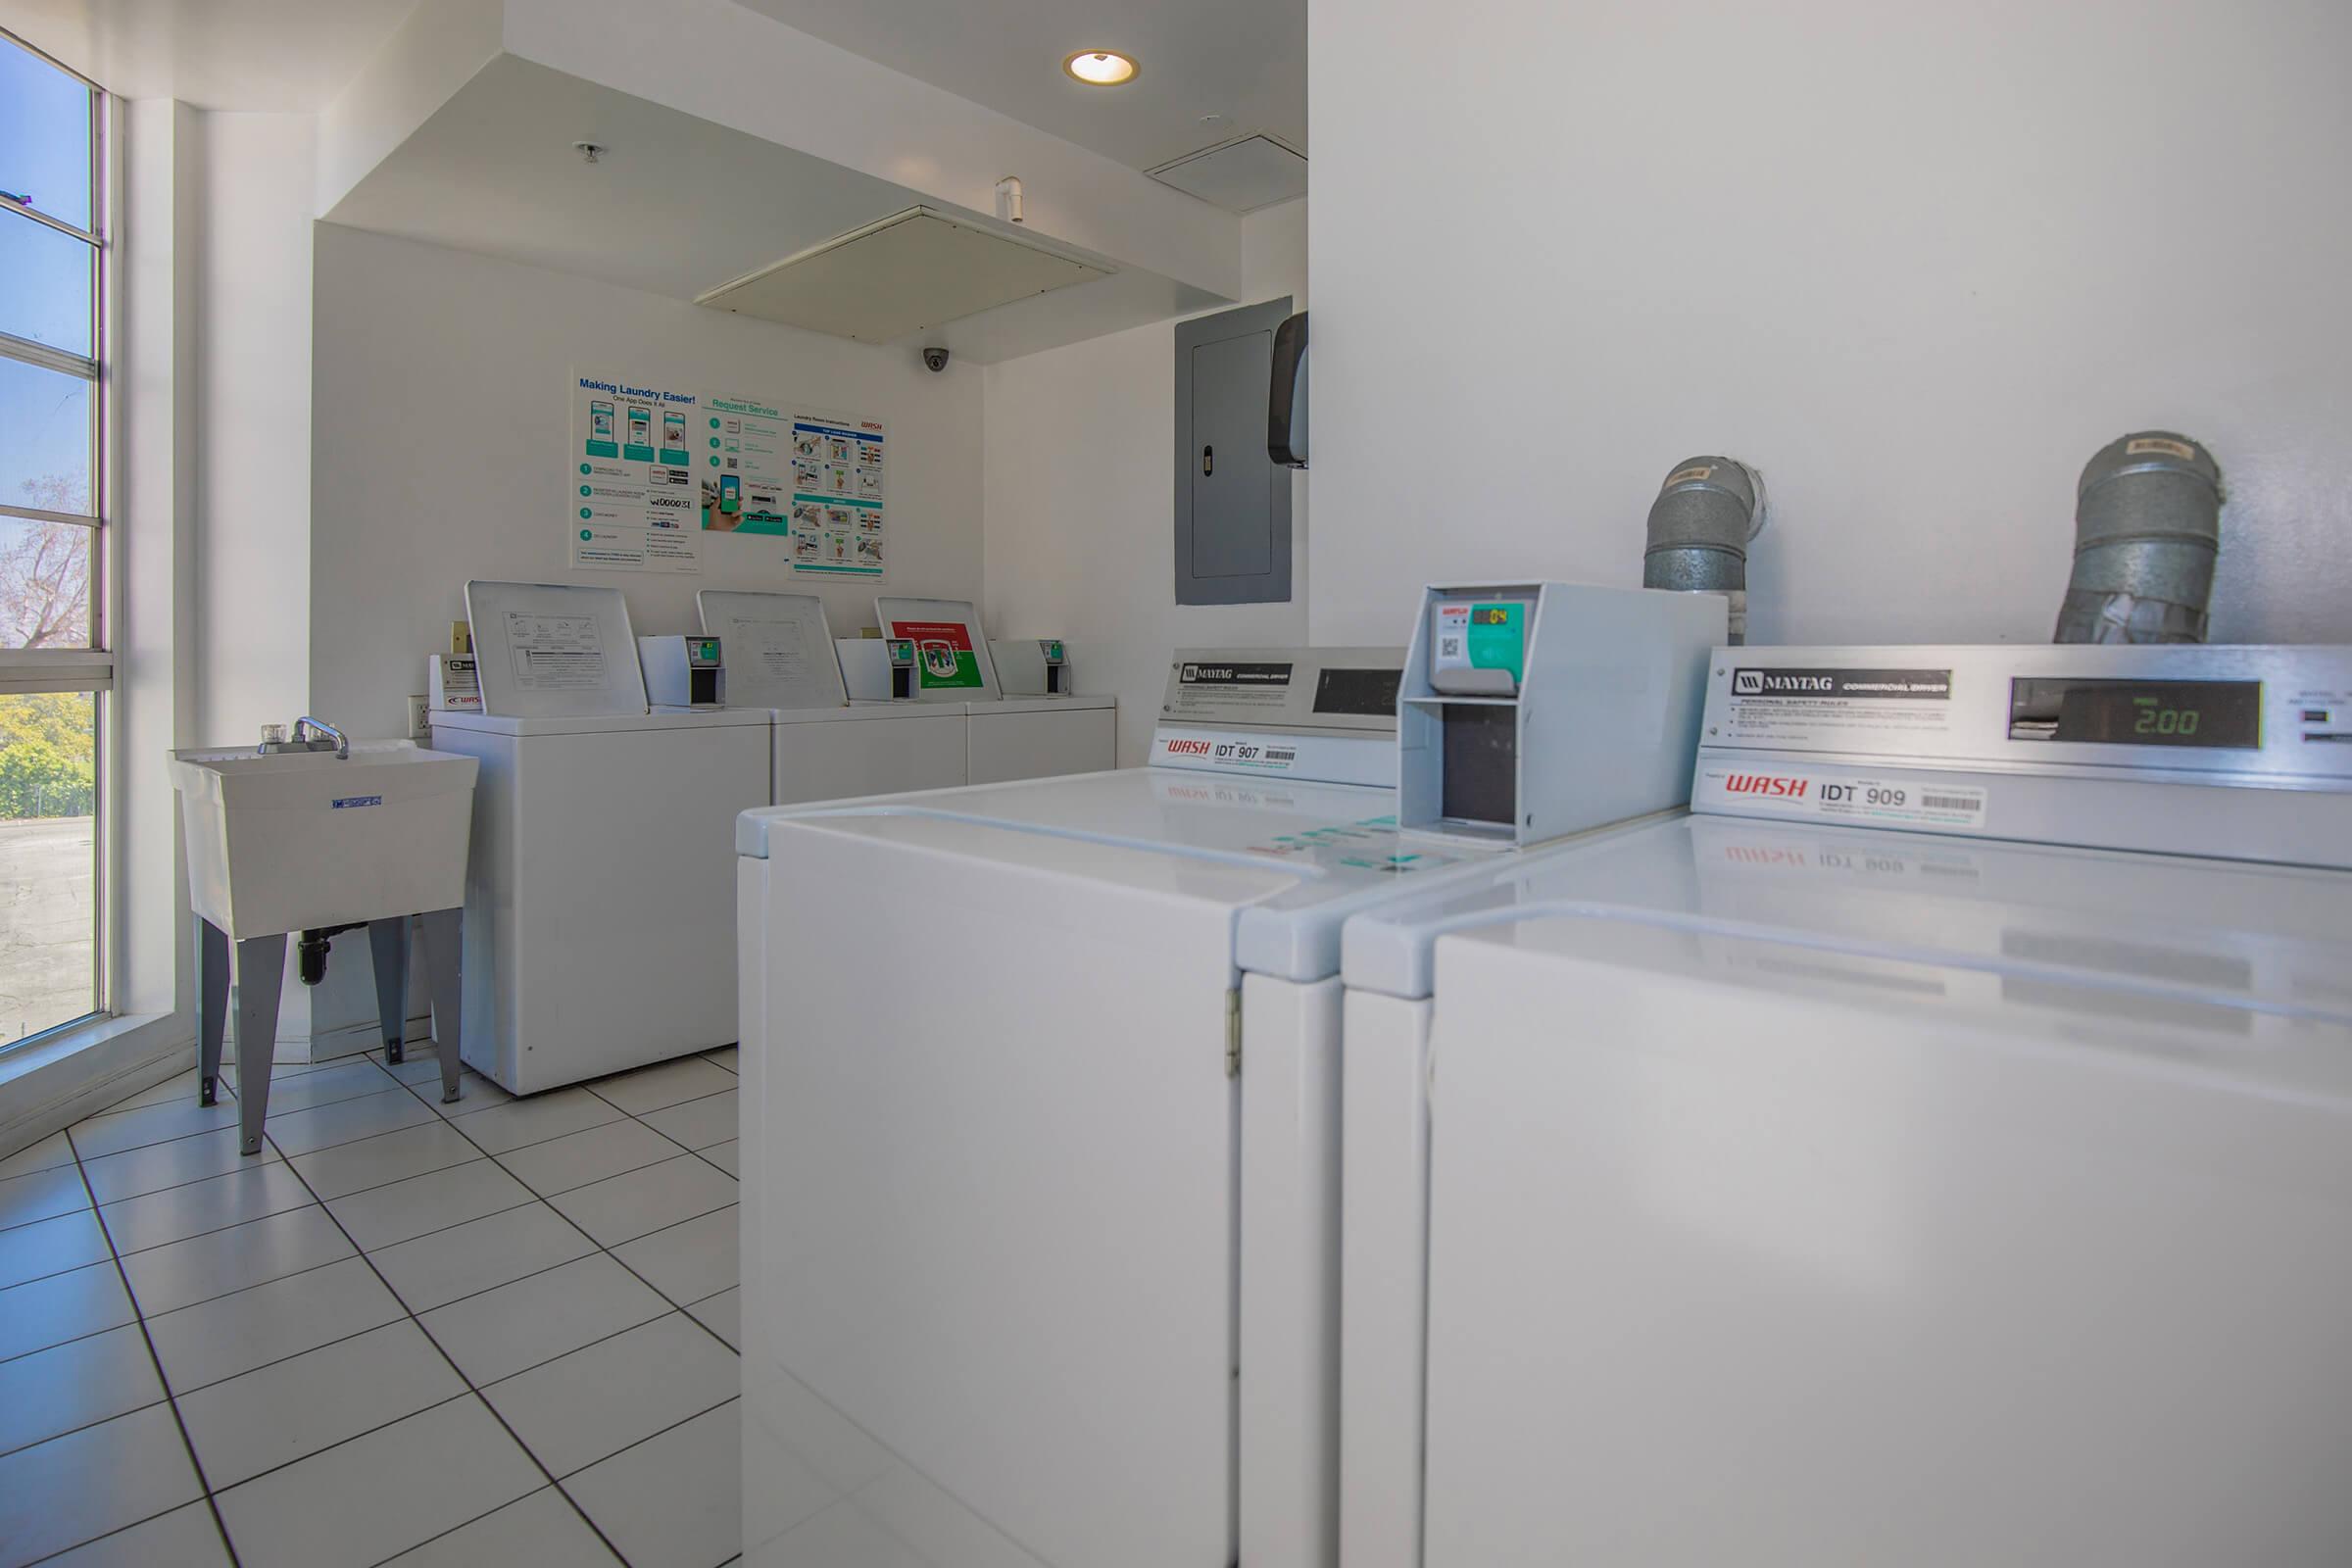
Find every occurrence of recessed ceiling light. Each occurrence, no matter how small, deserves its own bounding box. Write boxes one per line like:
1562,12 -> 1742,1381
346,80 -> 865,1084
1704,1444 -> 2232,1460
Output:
1062,49 -> 1139,86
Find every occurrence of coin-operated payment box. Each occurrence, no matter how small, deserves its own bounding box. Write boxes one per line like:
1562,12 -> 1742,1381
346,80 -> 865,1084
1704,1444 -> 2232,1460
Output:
992,638 -> 1072,697
640,636 -> 726,709
839,637 -> 918,701
1397,581 -> 1726,848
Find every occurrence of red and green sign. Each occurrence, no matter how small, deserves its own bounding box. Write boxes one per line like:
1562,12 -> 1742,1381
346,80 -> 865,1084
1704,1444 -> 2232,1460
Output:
891,620 -> 985,691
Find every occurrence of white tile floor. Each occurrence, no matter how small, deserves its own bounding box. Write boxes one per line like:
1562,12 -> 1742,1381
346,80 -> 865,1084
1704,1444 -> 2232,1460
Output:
0,1044 -> 745,1568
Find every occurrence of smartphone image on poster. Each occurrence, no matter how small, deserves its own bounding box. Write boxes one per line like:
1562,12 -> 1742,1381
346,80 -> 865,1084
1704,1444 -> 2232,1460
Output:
662,411 -> 686,450
719,474 -> 741,513
590,401 -> 614,444
628,406 -> 652,447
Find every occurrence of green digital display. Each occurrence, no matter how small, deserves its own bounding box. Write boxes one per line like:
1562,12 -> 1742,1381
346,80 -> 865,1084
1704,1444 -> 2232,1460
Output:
2010,678 -> 2262,750
694,639 -> 719,662
1471,607 -> 1513,626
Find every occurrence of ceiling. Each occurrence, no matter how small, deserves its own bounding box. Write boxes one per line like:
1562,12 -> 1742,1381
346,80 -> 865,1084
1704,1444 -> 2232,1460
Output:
323,54 -> 1219,362
6,0 -> 418,109
9,0 -> 1307,173
738,0 -> 1305,172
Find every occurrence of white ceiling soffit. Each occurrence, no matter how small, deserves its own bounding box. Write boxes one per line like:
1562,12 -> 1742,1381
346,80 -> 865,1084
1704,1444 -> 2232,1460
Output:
1147,133 -> 1307,214
735,0 -> 1304,172
698,208 -> 1111,343
321,55 -> 1201,362
6,0 -> 419,109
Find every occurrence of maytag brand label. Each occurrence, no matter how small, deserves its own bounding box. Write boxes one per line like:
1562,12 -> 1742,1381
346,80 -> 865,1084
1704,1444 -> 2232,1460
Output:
1731,667 -> 1952,700
1702,766 -> 1987,829
1180,662 -> 1294,686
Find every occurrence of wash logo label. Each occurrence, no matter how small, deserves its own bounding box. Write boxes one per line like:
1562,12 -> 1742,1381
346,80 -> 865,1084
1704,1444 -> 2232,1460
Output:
331,796 -> 383,810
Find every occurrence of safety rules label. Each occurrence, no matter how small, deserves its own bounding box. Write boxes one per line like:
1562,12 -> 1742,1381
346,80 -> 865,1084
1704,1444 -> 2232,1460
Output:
1699,766 -> 1988,830
1724,665 -> 1956,742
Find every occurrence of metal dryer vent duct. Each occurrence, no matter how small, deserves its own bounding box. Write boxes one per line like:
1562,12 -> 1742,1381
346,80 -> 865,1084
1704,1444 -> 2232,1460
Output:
2054,431 -> 2222,644
1643,457 -> 1766,643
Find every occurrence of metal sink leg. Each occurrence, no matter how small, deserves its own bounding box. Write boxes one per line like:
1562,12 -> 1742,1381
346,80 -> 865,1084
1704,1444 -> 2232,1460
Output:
416,906 -> 464,1104
197,920 -> 230,1107
232,934 -> 287,1155
368,917 -> 410,1065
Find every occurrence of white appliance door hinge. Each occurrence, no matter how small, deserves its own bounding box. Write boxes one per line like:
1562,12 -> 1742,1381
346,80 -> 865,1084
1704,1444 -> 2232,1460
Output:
1225,987 -> 1242,1078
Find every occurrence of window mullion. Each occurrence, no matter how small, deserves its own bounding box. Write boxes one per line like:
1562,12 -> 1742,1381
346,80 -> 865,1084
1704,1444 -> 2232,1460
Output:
0,326 -> 98,381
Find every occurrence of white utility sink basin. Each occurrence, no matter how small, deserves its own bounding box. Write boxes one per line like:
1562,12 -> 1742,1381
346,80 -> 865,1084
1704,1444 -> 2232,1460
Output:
171,741 -> 478,941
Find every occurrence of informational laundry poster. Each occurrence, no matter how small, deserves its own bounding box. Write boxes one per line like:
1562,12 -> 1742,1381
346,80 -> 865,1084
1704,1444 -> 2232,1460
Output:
699,393 -> 793,537
781,412 -> 887,578
570,373 -> 703,573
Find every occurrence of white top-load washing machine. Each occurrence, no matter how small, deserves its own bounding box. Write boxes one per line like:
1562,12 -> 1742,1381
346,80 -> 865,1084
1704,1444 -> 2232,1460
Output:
732,584 -> 1726,1568
697,590 -> 969,802
430,582 -> 772,1093
1338,642 -> 2352,1568
869,596 -> 1117,785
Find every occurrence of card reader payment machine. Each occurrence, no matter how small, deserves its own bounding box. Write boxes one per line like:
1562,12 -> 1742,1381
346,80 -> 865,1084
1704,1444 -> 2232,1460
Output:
840,638 -> 919,701
992,638 -> 1072,697
640,635 -> 725,709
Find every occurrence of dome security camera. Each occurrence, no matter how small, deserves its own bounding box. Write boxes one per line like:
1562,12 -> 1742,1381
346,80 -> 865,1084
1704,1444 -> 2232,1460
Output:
922,346 -> 951,373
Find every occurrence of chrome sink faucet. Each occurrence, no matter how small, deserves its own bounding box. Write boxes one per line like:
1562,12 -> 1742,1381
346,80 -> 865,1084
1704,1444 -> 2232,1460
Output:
257,716 -> 351,760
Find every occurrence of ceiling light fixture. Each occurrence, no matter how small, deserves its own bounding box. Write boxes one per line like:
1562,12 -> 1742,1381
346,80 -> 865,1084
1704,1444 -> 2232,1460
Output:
1062,49 -> 1139,86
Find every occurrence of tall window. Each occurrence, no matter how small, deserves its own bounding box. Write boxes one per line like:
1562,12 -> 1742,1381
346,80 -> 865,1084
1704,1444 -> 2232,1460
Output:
0,30 -> 107,1049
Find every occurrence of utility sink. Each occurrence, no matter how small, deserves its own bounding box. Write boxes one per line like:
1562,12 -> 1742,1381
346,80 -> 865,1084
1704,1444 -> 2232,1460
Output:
172,736 -> 481,1152
170,741 -> 478,940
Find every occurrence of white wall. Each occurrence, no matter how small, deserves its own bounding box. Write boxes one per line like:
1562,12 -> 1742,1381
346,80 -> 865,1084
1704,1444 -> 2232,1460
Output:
196,113 -> 316,749
1307,0 -> 2352,647
309,223 -> 987,737
982,200 -> 1308,763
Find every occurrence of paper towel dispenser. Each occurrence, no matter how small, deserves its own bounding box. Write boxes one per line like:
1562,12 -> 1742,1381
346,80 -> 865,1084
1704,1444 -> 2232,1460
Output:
1267,311 -> 1308,468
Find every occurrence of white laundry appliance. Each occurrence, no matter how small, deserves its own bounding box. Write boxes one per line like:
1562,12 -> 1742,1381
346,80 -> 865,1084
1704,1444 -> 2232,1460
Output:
431,582 -> 771,1093
1338,642 -> 2352,1568
732,583 -> 1726,1568
697,590 -> 969,803
870,596 -> 1117,784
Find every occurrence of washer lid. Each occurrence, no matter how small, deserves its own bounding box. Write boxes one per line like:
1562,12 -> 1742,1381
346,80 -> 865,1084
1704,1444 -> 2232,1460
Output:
739,766 -> 1500,982
696,589 -> 846,710
465,580 -> 648,718
431,707 -> 771,736
1344,811 -> 2352,1055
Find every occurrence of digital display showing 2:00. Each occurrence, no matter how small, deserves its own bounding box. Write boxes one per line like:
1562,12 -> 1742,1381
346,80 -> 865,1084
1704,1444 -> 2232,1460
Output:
2008,678 -> 2262,749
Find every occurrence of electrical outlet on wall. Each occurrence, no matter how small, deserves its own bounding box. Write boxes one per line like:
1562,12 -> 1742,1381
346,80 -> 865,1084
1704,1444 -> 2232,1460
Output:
406,694 -> 429,739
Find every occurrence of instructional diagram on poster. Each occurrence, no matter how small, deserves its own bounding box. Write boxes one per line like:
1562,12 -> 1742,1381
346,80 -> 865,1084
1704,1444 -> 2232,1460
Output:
772,410 -> 887,578
569,374 -> 703,573
570,374 -> 887,578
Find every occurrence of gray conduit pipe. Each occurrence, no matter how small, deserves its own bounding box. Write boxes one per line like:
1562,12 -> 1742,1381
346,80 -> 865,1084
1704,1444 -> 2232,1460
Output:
2054,431 -> 2221,644
1643,457 -> 1766,644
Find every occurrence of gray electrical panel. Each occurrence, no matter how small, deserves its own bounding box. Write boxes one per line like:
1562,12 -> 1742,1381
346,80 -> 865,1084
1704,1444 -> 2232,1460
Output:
1174,297 -> 1294,606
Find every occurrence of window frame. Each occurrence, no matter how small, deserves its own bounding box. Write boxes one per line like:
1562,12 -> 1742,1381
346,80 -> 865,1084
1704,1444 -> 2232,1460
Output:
0,26 -> 111,1048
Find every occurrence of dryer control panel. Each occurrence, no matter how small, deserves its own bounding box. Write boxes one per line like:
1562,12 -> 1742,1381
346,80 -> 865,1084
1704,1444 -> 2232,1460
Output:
1695,643 -> 2352,866
1150,647 -> 1403,786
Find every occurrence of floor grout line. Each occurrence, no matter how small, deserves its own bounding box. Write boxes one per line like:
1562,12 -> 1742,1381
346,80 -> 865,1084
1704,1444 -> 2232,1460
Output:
68,1079 -> 416,1171
261,1122 -> 640,1568
0,1304 -> 144,1368
0,1387 -> 173,1464
60,1121 -> 246,1568
444,1081 -> 740,1358
30,1044 -> 752,1568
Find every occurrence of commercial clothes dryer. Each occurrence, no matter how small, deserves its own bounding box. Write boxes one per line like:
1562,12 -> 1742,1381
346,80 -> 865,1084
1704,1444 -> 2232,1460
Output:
431,582 -> 771,1093
733,584 -> 1726,1568
1339,642 -> 2352,1568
